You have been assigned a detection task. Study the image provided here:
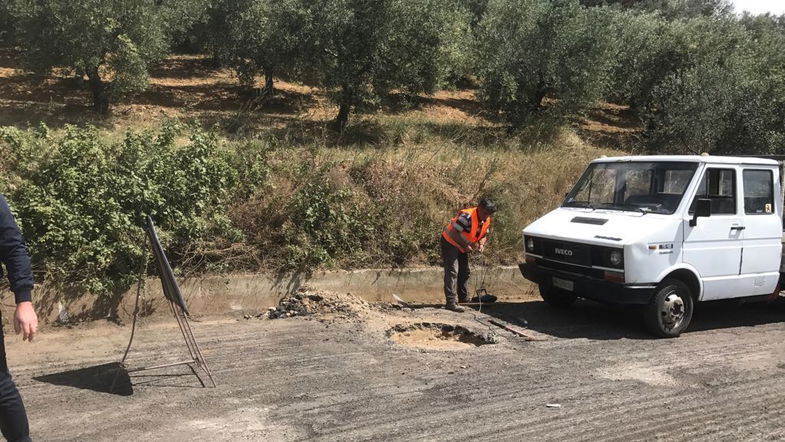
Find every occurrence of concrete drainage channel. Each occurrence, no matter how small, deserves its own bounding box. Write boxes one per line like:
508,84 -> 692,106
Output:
388,322 -> 497,350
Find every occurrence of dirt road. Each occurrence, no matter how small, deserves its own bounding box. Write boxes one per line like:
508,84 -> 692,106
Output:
8,295 -> 785,441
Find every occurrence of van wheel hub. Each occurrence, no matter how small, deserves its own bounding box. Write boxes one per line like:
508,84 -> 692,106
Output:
661,292 -> 685,329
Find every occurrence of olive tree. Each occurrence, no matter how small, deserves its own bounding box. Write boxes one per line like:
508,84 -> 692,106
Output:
208,0 -> 315,94
0,3 -> 15,45
9,0 -> 206,112
581,0 -> 732,18
643,17 -> 785,154
307,0 -> 471,129
475,0 -> 617,127
607,12 -> 685,110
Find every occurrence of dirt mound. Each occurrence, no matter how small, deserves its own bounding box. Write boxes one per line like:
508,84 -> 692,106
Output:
263,287 -> 372,320
388,322 -> 496,350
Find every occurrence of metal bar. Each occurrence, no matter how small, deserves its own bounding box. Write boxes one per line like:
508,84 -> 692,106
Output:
170,300 -> 199,361
120,220 -> 217,388
487,319 -> 546,341
187,362 -> 206,388
127,360 -> 197,373
178,307 -> 217,387
166,298 -> 216,387
120,247 -> 150,366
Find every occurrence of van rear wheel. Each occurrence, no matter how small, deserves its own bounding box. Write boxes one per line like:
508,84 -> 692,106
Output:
538,283 -> 577,308
644,278 -> 694,338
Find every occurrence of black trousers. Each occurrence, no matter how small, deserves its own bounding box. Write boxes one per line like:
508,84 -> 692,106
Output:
0,313 -> 30,442
441,236 -> 470,303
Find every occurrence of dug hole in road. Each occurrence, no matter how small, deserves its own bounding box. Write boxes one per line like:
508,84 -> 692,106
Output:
9,288 -> 785,441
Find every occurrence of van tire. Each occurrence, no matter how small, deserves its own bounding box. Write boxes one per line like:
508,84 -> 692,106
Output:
538,283 -> 577,308
644,278 -> 694,338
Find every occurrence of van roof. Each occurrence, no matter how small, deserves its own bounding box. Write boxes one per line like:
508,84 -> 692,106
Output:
591,155 -> 779,166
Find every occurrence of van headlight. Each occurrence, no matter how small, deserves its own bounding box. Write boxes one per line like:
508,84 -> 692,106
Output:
526,237 -> 535,251
609,250 -> 623,267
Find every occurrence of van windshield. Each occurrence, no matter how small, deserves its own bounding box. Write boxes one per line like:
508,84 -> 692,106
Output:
563,161 -> 699,214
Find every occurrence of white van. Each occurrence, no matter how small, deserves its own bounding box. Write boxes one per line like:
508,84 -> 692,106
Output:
519,155 -> 784,337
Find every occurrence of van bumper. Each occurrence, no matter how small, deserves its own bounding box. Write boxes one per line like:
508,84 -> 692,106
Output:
519,262 -> 656,305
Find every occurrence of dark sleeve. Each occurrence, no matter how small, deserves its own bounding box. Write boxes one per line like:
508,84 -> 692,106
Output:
454,213 -> 472,232
0,195 -> 33,303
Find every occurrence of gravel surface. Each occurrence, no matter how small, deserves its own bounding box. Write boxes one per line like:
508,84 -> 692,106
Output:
7,294 -> 785,441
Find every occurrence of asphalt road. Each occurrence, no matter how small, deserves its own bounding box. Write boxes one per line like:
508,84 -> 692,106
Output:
10,298 -> 785,441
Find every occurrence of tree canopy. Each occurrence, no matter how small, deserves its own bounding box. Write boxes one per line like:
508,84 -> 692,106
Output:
9,0 -> 206,112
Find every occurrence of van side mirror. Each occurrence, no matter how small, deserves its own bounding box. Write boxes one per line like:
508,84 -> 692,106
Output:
690,198 -> 711,227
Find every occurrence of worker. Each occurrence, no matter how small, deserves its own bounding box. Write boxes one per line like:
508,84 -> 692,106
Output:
440,198 -> 496,312
0,194 -> 38,442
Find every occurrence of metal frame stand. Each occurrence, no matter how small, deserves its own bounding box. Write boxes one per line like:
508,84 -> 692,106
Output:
118,263 -> 216,388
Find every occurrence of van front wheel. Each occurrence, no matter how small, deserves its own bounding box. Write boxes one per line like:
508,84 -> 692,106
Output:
644,278 -> 694,338
538,283 -> 577,308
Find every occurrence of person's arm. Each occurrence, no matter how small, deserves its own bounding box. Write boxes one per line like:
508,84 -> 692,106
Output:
0,196 -> 37,341
446,213 -> 473,251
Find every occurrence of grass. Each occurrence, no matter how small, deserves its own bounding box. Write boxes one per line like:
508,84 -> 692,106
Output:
0,51 -> 634,272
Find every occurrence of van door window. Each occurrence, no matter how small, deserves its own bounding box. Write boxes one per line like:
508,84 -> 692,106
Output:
743,169 -> 774,215
689,168 -> 736,215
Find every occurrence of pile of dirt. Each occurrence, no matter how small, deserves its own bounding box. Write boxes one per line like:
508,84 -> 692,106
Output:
388,322 -> 497,350
262,287 -> 372,320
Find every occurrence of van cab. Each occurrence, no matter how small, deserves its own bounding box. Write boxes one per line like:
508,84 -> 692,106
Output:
519,155 -> 783,337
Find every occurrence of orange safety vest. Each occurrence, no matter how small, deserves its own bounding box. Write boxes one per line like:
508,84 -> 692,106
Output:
441,207 -> 491,253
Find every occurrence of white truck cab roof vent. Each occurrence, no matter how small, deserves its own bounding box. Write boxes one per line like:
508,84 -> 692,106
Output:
571,217 -> 608,225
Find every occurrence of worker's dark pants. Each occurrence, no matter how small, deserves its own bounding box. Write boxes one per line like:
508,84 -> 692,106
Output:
441,236 -> 470,304
0,313 -> 31,442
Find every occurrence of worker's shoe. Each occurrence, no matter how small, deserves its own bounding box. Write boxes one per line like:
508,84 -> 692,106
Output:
458,296 -> 470,304
445,302 -> 465,313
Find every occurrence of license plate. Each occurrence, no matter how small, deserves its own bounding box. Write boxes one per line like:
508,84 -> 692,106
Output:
553,277 -> 574,292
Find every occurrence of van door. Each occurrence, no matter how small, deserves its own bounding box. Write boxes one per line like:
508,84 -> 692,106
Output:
682,167 -> 745,300
738,168 -> 781,295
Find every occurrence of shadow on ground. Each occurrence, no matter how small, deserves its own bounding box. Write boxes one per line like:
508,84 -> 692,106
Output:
477,298 -> 785,340
33,362 -> 133,396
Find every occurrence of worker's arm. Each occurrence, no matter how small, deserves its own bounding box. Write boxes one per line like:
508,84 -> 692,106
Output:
446,224 -> 472,250
446,213 -> 473,251
0,195 -> 37,341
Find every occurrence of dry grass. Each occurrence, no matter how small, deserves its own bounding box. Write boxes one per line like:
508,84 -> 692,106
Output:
1,51 -> 634,269
0,52 -> 638,148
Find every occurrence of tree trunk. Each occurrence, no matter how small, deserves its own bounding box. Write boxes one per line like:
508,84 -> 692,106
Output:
335,102 -> 350,131
530,81 -> 548,112
73,68 -> 85,89
87,67 -> 109,114
263,71 -> 274,95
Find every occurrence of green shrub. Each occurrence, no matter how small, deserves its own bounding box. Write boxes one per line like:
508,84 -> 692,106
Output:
0,123 -> 237,296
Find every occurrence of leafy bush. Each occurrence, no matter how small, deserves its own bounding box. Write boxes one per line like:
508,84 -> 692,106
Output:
0,120 -> 608,299
0,123 -> 237,296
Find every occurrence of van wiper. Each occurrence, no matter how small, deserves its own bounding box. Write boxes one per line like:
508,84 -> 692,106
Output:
564,199 -> 595,210
596,203 -> 650,215
625,205 -> 648,215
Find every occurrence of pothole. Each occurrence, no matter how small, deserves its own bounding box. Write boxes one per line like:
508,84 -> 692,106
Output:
388,322 -> 496,350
